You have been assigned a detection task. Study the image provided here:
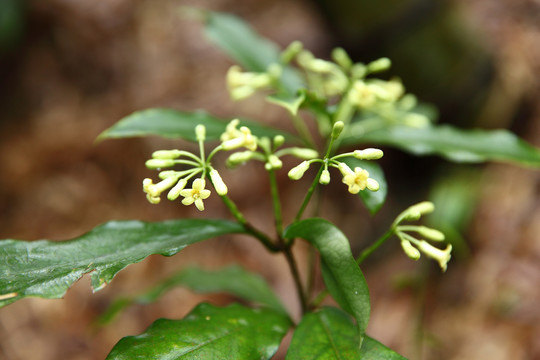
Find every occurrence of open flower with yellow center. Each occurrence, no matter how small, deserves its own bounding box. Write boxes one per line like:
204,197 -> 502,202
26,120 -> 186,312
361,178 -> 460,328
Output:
220,119 -> 257,151
338,163 -> 379,194
179,178 -> 211,211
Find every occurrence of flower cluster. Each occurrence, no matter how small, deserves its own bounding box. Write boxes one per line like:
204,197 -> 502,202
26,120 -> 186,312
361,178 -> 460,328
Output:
142,120 -> 319,211
393,201 -> 452,271
226,41 -> 432,130
288,146 -> 383,194
141,124 -> 228,211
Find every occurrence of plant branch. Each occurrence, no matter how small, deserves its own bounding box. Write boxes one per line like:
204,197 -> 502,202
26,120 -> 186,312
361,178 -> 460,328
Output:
267,169 -> 283,237
219,195 -> 279,252
356,227 -> 396,265
293,165 -> 323,223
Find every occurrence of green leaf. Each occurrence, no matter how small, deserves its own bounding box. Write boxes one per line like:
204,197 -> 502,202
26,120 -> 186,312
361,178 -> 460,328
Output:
0,219 -> 245,307
97,108 -> 298,143
284,219 -> 370,335
361,337 -> 408,360
342,158 -> 387,214
287,307 -> 406,360
99,265 -> 287,324
343,124 -> 540,166
107,302 -> 292,359
287,307 -> 361,359
201,10 -> 303,95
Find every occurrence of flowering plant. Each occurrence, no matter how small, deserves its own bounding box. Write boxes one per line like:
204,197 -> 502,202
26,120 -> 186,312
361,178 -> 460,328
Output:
1,9 -> 539,359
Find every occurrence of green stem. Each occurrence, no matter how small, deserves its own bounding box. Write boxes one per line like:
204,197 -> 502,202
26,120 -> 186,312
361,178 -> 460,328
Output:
291,114 -> 316,149
280,242 -> 308,314
294,165 -> 324,223
310,289 -> 329,309
219,195 -> 279,253
356,227 -> 396,265
268,169 -> 283,237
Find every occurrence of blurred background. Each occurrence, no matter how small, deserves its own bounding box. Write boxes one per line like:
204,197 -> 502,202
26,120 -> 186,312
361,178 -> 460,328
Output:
1,0 -> 540,359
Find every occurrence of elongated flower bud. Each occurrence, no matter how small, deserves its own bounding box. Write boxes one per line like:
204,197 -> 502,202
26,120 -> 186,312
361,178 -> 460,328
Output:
145,159 -> 176,169
417,241 -> 452,272
353,148 -> 384,160
400,240 -> 421,260
415,226 -> 445,242
167,179 -> 188,201
331,121 -> 345,140
288,161 -> 310,180
209,169 -> 228,196
195,124 -> 206,141
404,201 -> 435,221
152,150 -> 182,159
367,57 -> 391,73
288,148 -> 319,160
366,178 -> 380,191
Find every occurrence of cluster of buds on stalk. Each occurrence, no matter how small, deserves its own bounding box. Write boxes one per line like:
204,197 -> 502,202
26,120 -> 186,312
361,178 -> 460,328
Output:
142,124 -> 228,211
142,120 -> 320,210
393,201 -> 452,271
288,121 -> 383,194
226,41 -> 432,130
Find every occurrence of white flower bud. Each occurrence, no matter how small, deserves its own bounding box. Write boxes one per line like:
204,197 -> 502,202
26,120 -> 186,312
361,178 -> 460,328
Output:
145,159 -> 176,169
226,151 -> 255,167
406,201 -> 435,218
417,241 -> 452,272
195,124 -> 206,141
167,178 -> 187,200
331,121 -> 345,140
288,161 -> 310,180
273,135 -> 285,148
400,240 -> 421,260
416,226 -> 445,242
331,47 -> 352,70
319,169 -> 330,185
366,178 -> 380,191
402,113 -> 430,128
209,169 -> 228,196
288,147 -> 319,160
152,150 -> 182,159
366,57 -> 391,73
267,155 -> 283,170
353,148 -> 384,160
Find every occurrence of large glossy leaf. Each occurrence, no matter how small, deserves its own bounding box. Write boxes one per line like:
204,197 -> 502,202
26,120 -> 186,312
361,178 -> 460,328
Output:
284,219 -> 370,336
107,302 -> 292,359
287,307 -> 406,360
97,108 -> 298,143
343,124 -> 540,166
342,158 -> 387,215
0,219 -> 245,307
202,10 -> 304,95
99,265 -> 287,324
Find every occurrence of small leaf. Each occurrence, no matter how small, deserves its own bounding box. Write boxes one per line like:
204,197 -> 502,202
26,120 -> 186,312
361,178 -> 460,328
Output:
99,265 -> 287,324
266,92 -> 306,116
287,307 -> 406,360
343,124 -> 540,167
97,108 -> 298,143
284,219 -> 370,335
107,302 -> 292,360
0,219 -> 245,307
342,158 -> 387,214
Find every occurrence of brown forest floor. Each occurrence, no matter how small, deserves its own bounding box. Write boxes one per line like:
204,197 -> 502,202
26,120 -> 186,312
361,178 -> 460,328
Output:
1,1 -> 540,359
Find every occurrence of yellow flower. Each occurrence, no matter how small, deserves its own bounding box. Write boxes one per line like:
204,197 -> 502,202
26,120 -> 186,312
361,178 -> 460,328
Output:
417,241 -> 452,272
143,176 -> 178,204
220,119 -> 257,151
179,178 -> 211,211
